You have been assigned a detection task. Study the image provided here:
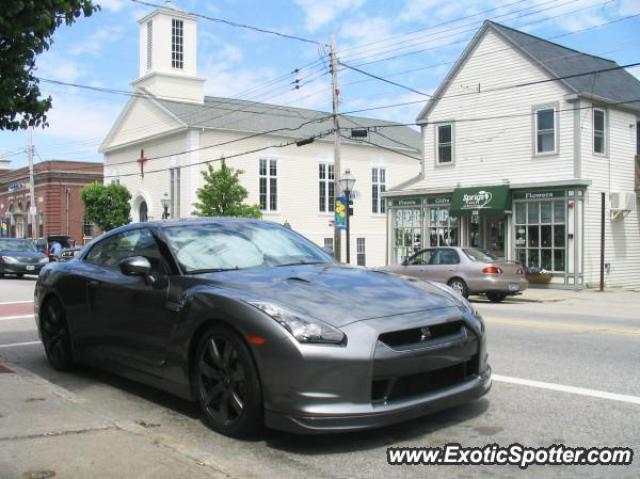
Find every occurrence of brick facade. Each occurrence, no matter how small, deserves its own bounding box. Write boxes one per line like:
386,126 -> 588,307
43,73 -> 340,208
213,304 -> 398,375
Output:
0,161 -> 103,245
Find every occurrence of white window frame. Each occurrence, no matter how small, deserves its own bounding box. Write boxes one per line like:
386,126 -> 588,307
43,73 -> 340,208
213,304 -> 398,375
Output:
593,107 -> 607,156
356,237 -> 366,266
171,18 -> 184,70
259,158 -> 278,212
435,123 -> 454,165
169,167 -> 181,218
318,162 -> 335,213
146,20 -> 153,71
371,167 -> 386,214
533,106 -> 557,156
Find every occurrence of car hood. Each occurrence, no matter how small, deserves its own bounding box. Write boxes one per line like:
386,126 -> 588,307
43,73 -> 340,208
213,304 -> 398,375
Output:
196,264 -> 464,327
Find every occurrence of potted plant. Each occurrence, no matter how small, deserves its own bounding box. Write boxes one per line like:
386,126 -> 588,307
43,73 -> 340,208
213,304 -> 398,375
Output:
525,266 -> 552,283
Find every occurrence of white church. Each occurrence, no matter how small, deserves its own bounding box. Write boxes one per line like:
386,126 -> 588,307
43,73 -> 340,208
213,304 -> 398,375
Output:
100,1 -> 421,266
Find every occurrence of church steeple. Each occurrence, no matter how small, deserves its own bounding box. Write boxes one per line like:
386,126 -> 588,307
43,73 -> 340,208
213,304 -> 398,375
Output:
133,1 -> 205,103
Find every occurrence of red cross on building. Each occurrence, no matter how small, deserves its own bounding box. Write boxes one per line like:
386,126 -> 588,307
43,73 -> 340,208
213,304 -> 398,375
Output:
137,149 -> 148,178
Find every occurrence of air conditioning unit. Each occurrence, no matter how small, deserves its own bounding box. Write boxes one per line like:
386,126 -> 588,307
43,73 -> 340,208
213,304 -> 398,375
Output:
610,191 -> 636,220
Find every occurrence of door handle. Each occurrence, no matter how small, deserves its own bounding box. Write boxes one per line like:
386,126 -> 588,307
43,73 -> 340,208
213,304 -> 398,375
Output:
448,268 -> 455,272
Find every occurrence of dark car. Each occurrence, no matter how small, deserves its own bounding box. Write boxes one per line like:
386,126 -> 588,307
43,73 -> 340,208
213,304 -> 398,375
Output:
0,238 -> 49,278
34,218 -> 490,437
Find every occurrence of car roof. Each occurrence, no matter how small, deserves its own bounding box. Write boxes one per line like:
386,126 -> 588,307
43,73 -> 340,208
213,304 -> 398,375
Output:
105,217 -> 278,235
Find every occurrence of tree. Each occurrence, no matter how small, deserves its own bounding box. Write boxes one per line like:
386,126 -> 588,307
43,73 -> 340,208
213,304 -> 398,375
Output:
0,1 -> 99,130
193,160 -> 262,218
81,182 -> 131,231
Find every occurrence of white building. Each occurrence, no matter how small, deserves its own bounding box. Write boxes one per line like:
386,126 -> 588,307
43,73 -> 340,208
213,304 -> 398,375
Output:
385,21 -> 640,289
100,2 -> 421,267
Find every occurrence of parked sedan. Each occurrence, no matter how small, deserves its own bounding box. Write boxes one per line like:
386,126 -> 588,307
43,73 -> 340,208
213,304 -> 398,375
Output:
35,218 -> 490,437
0,238 -> 49,278
384,247 -> 528,302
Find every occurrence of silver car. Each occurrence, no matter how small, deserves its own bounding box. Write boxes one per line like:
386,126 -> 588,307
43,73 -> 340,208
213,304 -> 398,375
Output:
385,247 -> 528,302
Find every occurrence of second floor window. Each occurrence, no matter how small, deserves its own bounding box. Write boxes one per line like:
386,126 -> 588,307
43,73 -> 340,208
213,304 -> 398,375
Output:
259,159 -> 277,211
372,167 -> 386,213
593,108 -> 606,155
319,163 -> 335,212
171,18 -> 184,69
436,124 -> 453,163
535,108 -> 556,154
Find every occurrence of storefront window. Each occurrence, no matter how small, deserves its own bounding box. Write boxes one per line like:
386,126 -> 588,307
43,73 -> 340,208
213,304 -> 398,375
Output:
429,206 -> 458,247
515,199 -> 566,272
393,208 -> 422,263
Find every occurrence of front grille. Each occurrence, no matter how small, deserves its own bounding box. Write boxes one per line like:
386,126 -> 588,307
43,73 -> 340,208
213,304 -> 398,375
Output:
18,257 -> 39,264
378,320 -> 464,348
371,355 -> 478,403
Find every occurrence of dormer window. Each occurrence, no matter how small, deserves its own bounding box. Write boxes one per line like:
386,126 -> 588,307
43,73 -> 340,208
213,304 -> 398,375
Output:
171,18 -> 184,69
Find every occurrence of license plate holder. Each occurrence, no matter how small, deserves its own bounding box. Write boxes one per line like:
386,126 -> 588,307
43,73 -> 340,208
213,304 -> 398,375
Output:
508,283 -> 519,292
26,265 -> 35,271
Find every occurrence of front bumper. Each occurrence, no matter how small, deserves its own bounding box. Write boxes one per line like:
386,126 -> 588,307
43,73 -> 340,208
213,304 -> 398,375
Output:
257,307 -> 490,434
2,263 -> 45,274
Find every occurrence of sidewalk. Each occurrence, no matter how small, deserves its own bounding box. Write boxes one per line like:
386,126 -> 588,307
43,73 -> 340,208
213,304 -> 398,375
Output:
504,286 -> 639,304
0,362 -> 228,479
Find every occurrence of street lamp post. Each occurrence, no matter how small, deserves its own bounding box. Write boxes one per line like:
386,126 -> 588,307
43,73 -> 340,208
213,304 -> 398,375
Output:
338,169 -> 356,264
161,193 -> 170,220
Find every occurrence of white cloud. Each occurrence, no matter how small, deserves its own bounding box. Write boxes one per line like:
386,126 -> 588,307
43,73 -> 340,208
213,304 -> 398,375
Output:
96,0 -> 128,12
36,54 -> 84,82
294,0 -> 366,32
69,25 -> 124,56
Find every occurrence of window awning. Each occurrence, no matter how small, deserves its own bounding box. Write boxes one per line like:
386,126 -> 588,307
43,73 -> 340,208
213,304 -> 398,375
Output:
450,185 -> 511,217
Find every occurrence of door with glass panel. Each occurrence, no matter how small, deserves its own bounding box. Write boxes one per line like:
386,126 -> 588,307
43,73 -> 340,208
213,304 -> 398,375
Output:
428,207 -> 458,247
514,200 -> 566,272
393,208 -> 422,264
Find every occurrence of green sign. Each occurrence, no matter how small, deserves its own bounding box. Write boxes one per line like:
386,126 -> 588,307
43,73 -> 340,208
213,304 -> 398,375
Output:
392,198 -> 421,207
426,196 -> 451,206
450,185 -> 511,217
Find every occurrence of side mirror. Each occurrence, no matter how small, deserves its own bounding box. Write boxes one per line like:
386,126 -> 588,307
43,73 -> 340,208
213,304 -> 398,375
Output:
119,256 -> 151,276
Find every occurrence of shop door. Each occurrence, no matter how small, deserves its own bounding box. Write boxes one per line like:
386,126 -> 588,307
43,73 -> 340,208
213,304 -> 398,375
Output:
486,217 -> 506,258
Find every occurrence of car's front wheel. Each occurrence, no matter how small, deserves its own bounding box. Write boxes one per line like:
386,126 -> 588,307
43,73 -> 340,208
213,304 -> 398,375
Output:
193,325 -> 263,438
41,297 -> 75,370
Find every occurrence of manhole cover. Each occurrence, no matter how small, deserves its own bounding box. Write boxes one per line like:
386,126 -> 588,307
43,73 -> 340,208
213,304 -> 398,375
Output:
0,363 -> 14,374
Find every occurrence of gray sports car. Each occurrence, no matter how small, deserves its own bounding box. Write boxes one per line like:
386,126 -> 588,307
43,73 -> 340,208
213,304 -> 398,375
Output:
35,218 -> 491,437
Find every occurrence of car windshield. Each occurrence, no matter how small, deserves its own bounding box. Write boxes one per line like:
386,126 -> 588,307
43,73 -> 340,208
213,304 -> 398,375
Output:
163,222 -> 334,273
463,248 -> 498,262
0,239 -> 37,252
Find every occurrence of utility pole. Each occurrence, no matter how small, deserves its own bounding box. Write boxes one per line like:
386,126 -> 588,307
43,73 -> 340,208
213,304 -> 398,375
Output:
27,127 -> 37,240
330,33 -> 342,262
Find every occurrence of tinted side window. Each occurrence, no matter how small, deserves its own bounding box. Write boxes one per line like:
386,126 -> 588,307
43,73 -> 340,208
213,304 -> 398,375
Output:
409,250 -> 432,265
431,249 -> 460,265
85,229 -> 168,273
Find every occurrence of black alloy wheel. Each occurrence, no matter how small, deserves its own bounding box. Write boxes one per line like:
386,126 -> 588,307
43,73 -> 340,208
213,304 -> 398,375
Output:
194,325 -> 262,438
41,298 -> 75,370
487,292 -> 507,303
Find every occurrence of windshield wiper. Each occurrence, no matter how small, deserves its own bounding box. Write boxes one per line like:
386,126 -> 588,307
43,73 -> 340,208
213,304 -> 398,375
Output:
187,267 -> 239,274
276,261 -> 326,267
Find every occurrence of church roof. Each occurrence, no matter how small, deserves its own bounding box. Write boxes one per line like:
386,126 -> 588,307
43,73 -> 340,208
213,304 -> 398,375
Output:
155,96 -> 421,153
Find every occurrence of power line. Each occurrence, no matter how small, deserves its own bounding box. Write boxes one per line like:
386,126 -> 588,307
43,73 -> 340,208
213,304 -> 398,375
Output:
340,133 -> 421,162
338,61 -> 432,97
131,0 -> 326,46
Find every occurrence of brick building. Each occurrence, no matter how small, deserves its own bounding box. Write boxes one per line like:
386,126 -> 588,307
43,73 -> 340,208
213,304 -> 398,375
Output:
0,161 -> 103,244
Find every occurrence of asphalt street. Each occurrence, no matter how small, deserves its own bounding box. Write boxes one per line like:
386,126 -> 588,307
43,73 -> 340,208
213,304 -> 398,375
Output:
0,276 -> 638,478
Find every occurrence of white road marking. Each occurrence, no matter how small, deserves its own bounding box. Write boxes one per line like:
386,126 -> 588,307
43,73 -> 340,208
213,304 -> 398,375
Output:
0,315 -> 34,322
493,374 -> 640,406
0,340 -> 41,349
0,300 -> 33,305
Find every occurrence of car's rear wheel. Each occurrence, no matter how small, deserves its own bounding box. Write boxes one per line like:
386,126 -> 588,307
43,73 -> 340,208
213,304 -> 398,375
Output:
487,292 -> 507,303
41,297 -> 75,370
448,278 -> 469,298
193,325 -> 263,438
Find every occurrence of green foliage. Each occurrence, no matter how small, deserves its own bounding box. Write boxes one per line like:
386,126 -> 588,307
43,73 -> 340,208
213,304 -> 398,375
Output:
192,160 -> 262,218
81,182 -> 132,231
0,1 -> 99,130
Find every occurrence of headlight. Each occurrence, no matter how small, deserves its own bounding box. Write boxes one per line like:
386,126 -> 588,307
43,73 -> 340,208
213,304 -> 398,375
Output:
250,302 -> 345,345
38,257 -> 49,264
1,256 -> 19,264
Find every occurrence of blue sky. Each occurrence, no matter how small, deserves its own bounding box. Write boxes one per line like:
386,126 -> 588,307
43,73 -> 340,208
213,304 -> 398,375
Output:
1,0 -> 639,167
